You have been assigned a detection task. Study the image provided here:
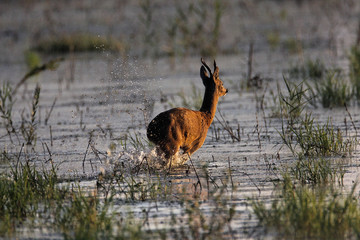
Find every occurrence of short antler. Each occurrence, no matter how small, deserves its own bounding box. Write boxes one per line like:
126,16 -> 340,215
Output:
201,58 -> 212,75
213,60 -> 217,70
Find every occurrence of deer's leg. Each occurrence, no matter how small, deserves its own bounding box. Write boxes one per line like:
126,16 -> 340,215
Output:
159,141 -> 180,169
161,142 -> 180,159
187,145 -> 200,156
187,138 -> 206,156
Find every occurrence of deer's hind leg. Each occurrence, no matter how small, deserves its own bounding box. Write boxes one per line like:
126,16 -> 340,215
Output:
159,141 -> 180,169
187,137 -> 206,155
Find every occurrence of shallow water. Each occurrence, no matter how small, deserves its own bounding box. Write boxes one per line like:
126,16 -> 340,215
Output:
1,0 -> 360,238
1,53 -> 360,239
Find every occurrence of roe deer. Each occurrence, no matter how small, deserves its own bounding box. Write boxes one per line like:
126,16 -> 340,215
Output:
147,58 -> 228,166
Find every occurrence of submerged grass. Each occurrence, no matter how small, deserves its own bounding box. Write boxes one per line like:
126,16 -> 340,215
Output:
252,177 -> 360,239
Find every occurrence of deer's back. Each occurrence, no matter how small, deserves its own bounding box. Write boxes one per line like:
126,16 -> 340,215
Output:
147,108 -> 210,146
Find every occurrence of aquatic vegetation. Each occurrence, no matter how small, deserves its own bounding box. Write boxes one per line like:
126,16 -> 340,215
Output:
165,0 -> 224,58
314,71 -> 352,108
3,1 -> 360,239
287,60 -> 353,108
280,113 -> 356,157
0,153 -> 62,236
0,150 -> 239,238
20,84 -> 40,146
171,188 -> 236,240
276,77 -> 312,123
118,131 -> 150,152
212,110 -> 241,143
0,82 -> 15,139
0,150 -> 144,238
274,76 -> 356,157
349,45 -> 360,100
1,82 -> 45,146
252,177 -> 360,239
253,68 -> 358,238
288,59 -> 326,80
138,0 -> 158,57
290,155 -> 345,186
97,163 -> 174,202
55,185 -> 117,240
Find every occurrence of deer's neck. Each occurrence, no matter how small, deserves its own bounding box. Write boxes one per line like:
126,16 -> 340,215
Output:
200,87 -> 219,124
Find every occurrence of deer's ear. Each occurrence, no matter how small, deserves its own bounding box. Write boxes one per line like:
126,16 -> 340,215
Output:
200,65 -> 210,84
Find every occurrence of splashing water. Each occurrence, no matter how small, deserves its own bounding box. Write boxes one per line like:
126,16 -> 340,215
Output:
111,147 -> 190,172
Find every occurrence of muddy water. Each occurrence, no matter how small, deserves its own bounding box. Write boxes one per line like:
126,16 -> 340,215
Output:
1,50 -> 360,238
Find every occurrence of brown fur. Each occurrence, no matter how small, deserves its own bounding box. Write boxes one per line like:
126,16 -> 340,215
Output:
147,58 -> 228,162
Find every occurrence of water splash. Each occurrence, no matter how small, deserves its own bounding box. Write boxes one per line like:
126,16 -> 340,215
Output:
110,148 -> 190,172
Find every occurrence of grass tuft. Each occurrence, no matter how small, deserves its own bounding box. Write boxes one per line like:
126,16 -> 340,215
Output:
315,71 -> 352,108
252,177 -> 360,239
288,59 -> 326,80
276,77 -> 312,122
280,113 -> 356,157
0,155 -> 62,236
290,155 -> 345,186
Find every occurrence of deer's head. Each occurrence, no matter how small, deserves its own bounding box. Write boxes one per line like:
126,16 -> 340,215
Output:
200,58 -> 228,96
